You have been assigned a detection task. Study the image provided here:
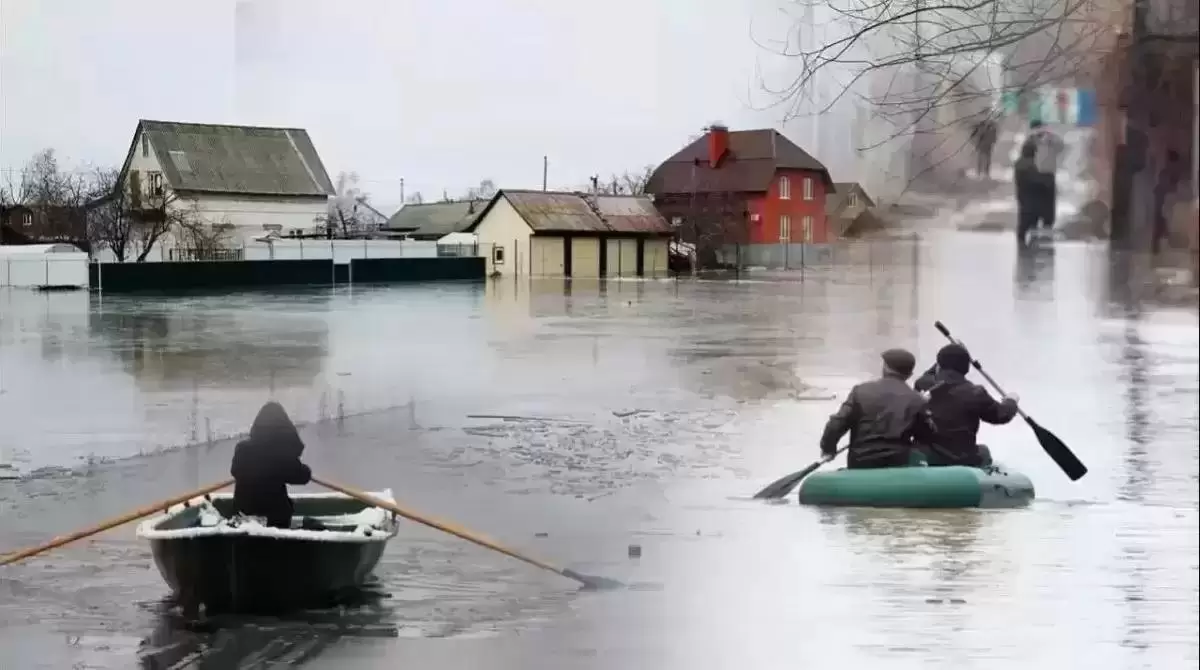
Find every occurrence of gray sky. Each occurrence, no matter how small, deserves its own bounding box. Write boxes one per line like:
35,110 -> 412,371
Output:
2,0 -> 821,210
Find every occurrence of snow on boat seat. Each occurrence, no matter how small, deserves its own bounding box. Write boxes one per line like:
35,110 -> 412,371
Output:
136,490 -> 398,542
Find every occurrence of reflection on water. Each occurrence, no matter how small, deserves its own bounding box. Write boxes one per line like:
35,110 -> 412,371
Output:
87,294 -> 329,392
1013,244 -> 1056,299
137,591 -> 397,669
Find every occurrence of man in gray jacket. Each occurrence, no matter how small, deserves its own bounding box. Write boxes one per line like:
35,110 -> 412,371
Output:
820,349 -> 937,469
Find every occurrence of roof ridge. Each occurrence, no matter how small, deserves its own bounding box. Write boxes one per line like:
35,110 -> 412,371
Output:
139,118 -> 312,133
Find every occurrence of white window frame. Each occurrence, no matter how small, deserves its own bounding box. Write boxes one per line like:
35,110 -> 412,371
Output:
779,214 -> 791,241
779,175 -> 791,200
492,245 -> 506,265
802,177 -> 814,201
802,215 -> 814,243
848,192 -> 859,208
148,171 -> 164,196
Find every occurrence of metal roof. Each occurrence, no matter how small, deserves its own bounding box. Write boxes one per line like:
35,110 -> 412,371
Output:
127,120 -> 336,197
645,128 -> 831,195
384,200 -> 485,237
488,191 -> 672,234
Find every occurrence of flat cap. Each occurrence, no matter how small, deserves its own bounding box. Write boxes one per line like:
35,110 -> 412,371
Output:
880,348 -> 916,377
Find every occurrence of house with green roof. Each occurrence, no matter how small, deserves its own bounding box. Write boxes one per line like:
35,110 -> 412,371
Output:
117,119 -> 336,255
381,200 -> 486,241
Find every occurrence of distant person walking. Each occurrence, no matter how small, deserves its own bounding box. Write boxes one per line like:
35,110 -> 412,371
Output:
1019,120 -> 1064,235
971,118 -> 998,179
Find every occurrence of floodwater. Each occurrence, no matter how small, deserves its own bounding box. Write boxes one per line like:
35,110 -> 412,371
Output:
1,231 -> 1197,669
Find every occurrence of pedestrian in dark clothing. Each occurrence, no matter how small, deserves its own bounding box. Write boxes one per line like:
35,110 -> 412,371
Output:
820,348 -> 938,469
1020,120 -> 1063,234
1014,143 -> 1042,246
231,401 -> 313,529
972,119 -> 998,178
913,344 -> 1019,467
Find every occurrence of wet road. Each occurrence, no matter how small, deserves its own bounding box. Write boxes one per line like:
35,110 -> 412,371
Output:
1,232 -> 1197,669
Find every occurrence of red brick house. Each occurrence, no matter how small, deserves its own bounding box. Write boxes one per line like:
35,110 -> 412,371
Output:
645,125 -> 833,262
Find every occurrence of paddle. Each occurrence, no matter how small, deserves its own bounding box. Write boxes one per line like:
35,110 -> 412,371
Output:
311,477 -> 620,590
934,321 -> 1087,481
752,445 -> 849,500
1,478 -> 235,567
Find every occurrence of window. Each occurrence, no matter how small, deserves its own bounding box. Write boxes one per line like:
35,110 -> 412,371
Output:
20,211 -> 32,228
848,192 -> 859,208
779,175 -> 791,200
141,135 -> 149,157
670,216 -> 682,228
779,214 -> 791,241
802,177 -> 814,200
148,171 -> 164,196
802,215 -> 814,243
492,246 -> 506,265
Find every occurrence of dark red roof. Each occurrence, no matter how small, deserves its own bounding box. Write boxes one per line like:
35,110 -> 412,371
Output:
645,129 -> 831,195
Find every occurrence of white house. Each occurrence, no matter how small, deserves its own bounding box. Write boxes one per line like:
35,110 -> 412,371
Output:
116,119 -> 336,257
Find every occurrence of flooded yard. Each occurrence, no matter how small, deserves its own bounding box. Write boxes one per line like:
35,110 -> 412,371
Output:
0,232 -> 1197,668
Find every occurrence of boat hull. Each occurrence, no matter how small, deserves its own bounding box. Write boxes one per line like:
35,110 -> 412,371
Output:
138,491 -> 398,614
797,463 -> 1035,509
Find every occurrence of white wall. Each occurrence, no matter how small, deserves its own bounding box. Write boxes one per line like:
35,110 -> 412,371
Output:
472,196 -> 533,277
242,239 -> 440,262
0,251 -> 89,288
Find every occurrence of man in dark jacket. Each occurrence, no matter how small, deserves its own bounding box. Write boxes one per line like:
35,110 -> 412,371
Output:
914,344 -> 1019,467
1014,143 -> 1042,246
820,348 -> 937,469
231,401 -> 313,528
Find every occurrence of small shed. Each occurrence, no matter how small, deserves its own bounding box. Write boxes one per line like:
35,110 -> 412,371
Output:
0,243 -> 90,290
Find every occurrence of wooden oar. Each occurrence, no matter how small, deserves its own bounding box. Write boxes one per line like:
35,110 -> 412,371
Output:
312,477 -> 620,590
934,321 -> 1087,481
1,478 -> 235,567
752,445 -> 849,499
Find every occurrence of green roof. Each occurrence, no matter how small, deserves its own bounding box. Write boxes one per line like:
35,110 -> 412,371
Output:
126,120 -> 335,197
384,201 -> 485,237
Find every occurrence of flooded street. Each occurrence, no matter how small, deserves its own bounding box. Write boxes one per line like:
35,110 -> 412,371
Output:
1,231 -> 1197,669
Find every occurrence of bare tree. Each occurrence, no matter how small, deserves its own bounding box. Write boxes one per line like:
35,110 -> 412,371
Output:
464,178 -> 497,201
1,149 -> 93,250
322,171 -> 377,238
406,191 -> 425,205
756,0 -> 1111,181
176,214 -> 234,261
593,166 -> 655,195
86,168 -> 135,261
86,167 -> 211,262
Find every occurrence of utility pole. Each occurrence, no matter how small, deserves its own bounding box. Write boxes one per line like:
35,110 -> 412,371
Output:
399,177 -> 405,204
542,156 -> 548,191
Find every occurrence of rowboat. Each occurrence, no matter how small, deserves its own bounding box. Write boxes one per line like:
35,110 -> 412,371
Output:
797,463 -> 1035,509
136,489 -> 400,614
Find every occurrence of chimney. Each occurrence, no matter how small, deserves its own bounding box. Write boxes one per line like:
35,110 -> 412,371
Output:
707,123 -> 729,168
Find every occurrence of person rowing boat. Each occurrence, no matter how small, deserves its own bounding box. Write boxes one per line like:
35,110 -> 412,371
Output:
231,401 -> 314,529
914,344 -> 1019,467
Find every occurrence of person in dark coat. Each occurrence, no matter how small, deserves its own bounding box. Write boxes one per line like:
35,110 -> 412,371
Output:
231,401 -> 313,528
913,344 -> 1019,467
819,348 -> 938,469
1014,143 -> 1042,246
972,119 -> 998,178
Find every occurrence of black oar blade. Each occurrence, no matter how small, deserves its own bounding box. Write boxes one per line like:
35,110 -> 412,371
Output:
752,460 -> 823,500
1026,416 -> 1087,481
561,569 -> 623,591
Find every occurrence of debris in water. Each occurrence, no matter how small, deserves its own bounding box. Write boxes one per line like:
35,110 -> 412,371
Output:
467,414 -> 587,425
534,532 -> 549,538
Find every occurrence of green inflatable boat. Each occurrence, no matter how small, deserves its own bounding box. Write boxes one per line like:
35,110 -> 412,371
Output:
797,463 -> 1035,509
